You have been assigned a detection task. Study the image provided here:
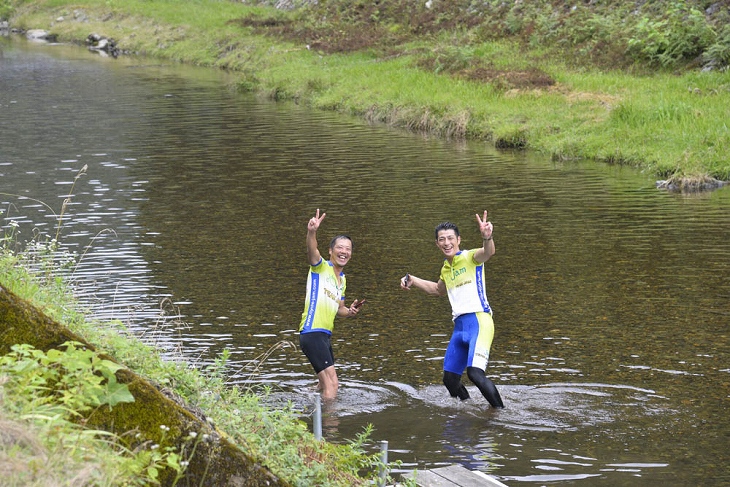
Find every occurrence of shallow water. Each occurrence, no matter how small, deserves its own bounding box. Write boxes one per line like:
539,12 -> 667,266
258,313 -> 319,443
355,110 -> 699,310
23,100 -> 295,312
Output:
1,37 -> 729,485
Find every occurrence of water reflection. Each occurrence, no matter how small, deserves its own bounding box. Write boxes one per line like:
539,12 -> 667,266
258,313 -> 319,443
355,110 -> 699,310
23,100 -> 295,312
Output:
1,38 -> 729,486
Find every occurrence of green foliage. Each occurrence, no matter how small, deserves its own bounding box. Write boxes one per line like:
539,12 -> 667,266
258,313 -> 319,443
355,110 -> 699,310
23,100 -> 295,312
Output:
1,341 -> 134,416
0,0 -> 12,20
418,44 -> 476,74
626,3 -> 716,67
162,347 -> 386,486
704,24 -> 730,69
0,341 -> 186,486
230,0 -> 730,72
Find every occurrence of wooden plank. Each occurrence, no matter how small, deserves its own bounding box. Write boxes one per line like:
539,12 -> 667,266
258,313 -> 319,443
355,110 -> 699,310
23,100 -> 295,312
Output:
468,470 -> 510,487
407,469 -> 460,486
431,465 -> 493,486
403,465 -> 509,487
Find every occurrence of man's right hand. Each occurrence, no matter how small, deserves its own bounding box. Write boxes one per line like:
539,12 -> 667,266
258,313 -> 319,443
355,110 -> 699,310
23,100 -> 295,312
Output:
308,208 -> 326,231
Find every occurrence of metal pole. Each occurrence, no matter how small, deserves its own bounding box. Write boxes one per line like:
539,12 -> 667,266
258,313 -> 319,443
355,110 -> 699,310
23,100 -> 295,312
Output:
378,440 -> 388,486
313,393 -> 322,440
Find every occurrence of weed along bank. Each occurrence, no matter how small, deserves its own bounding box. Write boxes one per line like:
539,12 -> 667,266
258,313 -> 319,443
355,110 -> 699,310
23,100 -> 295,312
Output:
0,283 -> 290,486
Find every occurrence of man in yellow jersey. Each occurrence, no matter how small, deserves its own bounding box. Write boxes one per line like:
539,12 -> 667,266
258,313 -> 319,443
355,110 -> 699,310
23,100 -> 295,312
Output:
299,209 -> 364,400
400,210 -> 504,408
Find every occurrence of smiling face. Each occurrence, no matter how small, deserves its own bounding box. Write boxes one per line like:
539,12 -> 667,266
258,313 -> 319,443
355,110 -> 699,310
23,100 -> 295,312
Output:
328,236 -> 353,268
436,228 -> 461,260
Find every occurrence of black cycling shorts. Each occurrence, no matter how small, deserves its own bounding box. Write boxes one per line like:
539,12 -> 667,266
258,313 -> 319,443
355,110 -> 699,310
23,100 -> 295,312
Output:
300,331 -> 335,373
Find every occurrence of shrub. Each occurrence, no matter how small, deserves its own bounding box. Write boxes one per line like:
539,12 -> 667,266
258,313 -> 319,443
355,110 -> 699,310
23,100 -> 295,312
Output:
0,0 -> 13,21
704,24 -> 730,69
626,3 -> 716,67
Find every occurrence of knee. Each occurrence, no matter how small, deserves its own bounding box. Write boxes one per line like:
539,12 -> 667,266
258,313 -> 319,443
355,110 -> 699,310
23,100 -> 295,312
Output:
466,367 -> 504,408
443,371 -> 460,391
466,367 -> 486,384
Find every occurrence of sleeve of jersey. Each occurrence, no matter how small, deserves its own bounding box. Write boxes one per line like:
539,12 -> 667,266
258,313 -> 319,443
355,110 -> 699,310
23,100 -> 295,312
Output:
311,257 -> 325,271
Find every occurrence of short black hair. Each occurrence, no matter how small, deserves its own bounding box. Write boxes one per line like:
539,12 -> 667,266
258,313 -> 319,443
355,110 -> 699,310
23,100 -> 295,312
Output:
435,222 -> 459,240
329,234 -> 353,250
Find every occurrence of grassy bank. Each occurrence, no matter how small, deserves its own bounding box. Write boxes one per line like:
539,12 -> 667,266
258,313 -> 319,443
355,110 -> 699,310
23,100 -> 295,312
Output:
0,257 -> 386,487
0,193 -> 389,486
5,0 -> 730,187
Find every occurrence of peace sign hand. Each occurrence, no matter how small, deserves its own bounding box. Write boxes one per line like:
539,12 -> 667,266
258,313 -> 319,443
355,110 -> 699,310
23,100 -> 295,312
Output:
308,208 -> 326,231
476,210 -> 493,240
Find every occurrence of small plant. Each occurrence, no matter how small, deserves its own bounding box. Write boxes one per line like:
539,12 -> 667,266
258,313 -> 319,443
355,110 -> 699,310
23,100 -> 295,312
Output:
0,341 -> 134,416
627,3 -> 716,67
0,216 -> 20,250
1,165 -> 86,279
0,342 -> 192,486
417,44 -> 475,74
704,24 -> 730,69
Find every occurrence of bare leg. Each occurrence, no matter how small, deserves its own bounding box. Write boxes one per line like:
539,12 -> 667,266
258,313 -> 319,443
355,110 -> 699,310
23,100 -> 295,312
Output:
317,365 -> 339,400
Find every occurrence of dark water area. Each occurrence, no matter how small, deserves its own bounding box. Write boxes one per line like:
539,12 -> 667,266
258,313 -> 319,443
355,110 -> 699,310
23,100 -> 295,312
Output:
1,37 -> 729,486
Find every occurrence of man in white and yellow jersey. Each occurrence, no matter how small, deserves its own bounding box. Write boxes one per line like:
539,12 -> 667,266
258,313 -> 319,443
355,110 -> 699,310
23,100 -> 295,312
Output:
299,209 -> 365,401
400,210 -> 504,409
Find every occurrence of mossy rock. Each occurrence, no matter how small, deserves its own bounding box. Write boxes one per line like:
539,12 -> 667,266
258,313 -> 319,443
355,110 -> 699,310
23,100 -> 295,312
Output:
0,284 -> 290,487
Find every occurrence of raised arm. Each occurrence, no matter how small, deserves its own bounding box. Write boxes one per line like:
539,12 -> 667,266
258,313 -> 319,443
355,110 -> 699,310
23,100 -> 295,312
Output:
473,210 -> 495,264
306,209 -> 326,266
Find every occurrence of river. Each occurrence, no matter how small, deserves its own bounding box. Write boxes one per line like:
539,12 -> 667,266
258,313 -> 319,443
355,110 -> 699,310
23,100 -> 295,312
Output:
1,36 -> 729,486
